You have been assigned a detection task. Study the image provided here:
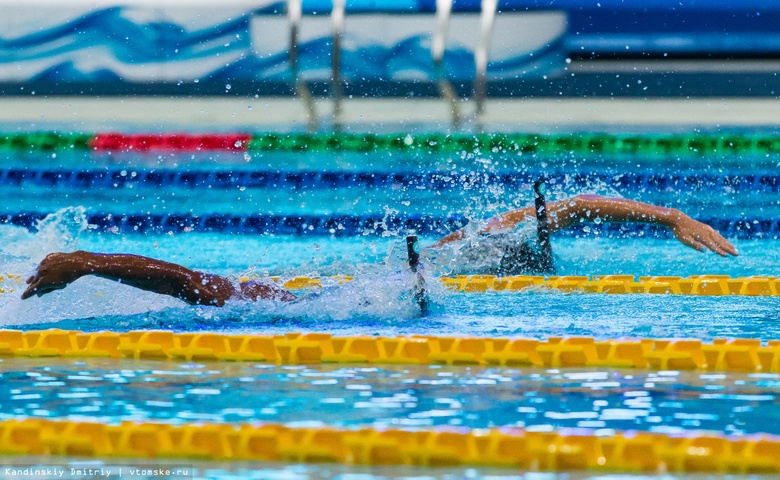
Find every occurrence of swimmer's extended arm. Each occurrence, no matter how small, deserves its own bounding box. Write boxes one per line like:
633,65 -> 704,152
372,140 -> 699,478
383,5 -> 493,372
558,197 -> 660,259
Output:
432,194 -> 738,257
21,251 -> 296,305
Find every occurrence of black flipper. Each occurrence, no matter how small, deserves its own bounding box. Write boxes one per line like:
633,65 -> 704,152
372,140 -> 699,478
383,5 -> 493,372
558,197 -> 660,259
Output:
406,235 -> 429,313
533,179 -> 555,273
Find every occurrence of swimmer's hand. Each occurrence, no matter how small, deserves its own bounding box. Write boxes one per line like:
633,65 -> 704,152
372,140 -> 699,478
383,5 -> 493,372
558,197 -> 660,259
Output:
22,252 -> 85,299
668,213 -> 738,257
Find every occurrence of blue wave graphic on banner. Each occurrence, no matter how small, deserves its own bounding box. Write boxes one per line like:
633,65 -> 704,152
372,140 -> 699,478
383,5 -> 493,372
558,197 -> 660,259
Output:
0,6 -> 564,83
0,7 -> 252,64
33,62 -> 121,82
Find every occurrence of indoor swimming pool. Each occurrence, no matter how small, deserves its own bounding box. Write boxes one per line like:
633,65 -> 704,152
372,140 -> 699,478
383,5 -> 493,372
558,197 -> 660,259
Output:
0,131 -> 779,478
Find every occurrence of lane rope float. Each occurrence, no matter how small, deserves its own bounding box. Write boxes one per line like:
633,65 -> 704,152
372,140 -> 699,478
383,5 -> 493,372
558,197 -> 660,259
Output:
2,168 -> 778,193
0,329 -> 778,372
1,212 -> 778,238
3,132 -> 780,157
437,274 -> 780,296
0,418 -> 776,473
3,274 -> 780,297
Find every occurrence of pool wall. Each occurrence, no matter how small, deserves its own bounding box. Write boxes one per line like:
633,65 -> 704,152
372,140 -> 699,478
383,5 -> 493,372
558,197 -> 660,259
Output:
1,0 -> 780,97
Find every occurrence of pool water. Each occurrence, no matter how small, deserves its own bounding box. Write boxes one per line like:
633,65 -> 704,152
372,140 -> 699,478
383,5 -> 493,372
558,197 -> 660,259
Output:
2,358 -> 778,436
0,142 -> 779,478
3,150 -> 780,220
3,227 -> 780,338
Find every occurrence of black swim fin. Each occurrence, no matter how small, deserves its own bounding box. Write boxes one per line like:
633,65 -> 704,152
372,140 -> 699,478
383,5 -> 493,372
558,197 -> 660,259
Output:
533,179 -> 555,273
406,235 -> 429,314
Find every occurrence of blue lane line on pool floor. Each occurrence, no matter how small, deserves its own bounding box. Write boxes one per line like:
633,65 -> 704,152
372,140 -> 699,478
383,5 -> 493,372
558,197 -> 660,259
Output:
1,168 -> 779,191
1,212 -> 778,238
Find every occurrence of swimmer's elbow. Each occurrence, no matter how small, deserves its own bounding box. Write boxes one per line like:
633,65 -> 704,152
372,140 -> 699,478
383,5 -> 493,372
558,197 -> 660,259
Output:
177,288 -> 226,306
571,193 -> 605,203
565,194 -> 611,216
181,275 -> 234,306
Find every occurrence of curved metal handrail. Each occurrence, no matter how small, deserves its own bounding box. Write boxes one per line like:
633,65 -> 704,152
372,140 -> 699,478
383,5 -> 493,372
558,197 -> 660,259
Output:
433,0 -> 461,127
474,0 -> 498,122
332,0 -> 346,129
288,0 -> 318,131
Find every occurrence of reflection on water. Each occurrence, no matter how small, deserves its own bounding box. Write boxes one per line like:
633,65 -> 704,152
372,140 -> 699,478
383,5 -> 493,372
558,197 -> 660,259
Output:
1,358 -> 778,436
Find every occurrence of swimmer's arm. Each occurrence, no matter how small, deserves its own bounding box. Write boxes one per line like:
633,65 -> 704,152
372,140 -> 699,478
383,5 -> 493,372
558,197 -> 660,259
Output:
432,194 -> 737,256
547,195 -> 737,256
21,251 -> 296,305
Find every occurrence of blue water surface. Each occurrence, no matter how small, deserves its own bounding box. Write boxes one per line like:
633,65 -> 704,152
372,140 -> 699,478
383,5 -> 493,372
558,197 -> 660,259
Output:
1,143 -> 779,478
2,358 -> 778,436
1,145 -> 779,336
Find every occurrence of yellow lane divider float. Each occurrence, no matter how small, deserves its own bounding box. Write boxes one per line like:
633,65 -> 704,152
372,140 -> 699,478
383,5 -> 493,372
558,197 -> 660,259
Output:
2,329 -> 780,372
255,274 -> 780,296
0,274 -> 23,294
0,418 -> 777,473
440,274 -> 780,295
3,274 -> 780,296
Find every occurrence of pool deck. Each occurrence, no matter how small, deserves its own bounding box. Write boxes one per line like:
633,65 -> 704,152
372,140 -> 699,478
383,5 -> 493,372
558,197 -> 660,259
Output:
0,97 -> 779,132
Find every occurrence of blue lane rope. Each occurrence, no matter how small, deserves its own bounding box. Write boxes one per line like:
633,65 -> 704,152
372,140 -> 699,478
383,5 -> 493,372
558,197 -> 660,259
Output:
1,212 -> 778,238
1,168 -> 779,192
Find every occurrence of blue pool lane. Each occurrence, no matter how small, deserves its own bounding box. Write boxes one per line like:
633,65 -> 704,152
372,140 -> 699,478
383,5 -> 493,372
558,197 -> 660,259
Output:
1,138 -> 779,478
1,358 -> 778,436
4,227 -> 780,336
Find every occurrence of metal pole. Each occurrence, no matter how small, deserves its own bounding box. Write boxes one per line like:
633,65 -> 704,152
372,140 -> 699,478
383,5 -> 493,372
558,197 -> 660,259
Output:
433,0 -> 461,129
288,0 -> 318,132
474,0 -> 497,124
332,0 -> 346,130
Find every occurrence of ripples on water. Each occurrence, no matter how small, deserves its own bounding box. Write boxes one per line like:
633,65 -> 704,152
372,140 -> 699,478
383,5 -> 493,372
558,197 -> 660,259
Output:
2,358 -> 778,436
3,209 -> 780,338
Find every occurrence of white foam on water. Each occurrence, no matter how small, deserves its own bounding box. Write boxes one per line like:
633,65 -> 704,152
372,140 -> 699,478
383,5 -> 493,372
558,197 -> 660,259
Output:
0,208 -> 444,325
0,207 -> 186,325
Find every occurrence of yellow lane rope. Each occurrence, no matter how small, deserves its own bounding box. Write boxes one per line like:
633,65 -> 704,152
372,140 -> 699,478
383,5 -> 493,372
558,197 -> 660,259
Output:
262,274 -> 780,295
0,274 -> 23,294
440,274 -> 780,295
4,273 -> 780,296
2,329 -> 779,372
0,418 -> 776,473
184,273 -> 780,296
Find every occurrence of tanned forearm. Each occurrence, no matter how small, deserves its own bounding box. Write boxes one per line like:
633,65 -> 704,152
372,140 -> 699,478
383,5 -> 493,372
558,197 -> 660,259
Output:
54,251 -> 237,305
544,194 -> 679,232
80,252 -> 237,305
22,251 -> 297,304
431,194 -> 737,257
434,194 -> 677,247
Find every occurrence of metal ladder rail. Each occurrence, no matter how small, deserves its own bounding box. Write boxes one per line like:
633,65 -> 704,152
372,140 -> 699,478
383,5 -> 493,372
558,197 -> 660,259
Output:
288,0 -> 318,132
433,0 -> 461,129
331,0 -> 346,130
474,0 -> 498,125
